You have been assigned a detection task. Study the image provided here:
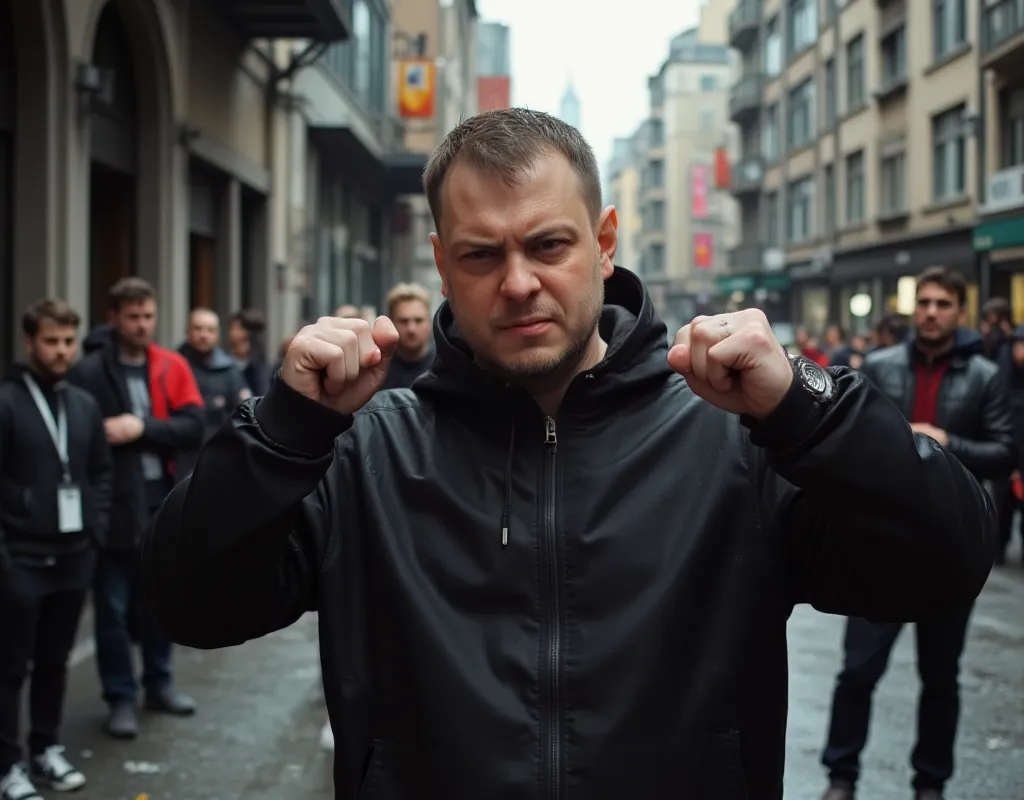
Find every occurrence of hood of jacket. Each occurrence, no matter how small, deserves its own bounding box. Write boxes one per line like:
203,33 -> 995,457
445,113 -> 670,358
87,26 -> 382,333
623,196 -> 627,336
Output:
82,324 -> 115,354
178,343 -> 236,372
414,266 -> 675,411
3,362 -> 71,392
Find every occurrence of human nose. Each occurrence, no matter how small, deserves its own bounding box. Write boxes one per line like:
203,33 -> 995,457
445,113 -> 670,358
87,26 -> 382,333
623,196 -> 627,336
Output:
500,254 -> 541,302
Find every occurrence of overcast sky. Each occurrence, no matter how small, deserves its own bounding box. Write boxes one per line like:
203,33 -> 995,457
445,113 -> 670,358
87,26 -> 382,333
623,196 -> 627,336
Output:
474,0 -> 705,177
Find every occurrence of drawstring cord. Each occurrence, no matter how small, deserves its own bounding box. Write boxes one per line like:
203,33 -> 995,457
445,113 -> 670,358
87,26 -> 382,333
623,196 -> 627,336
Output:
501,414 -> 515,546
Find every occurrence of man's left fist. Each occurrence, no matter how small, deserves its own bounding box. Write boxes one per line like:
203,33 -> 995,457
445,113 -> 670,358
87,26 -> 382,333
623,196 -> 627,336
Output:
668,309 -> 793,419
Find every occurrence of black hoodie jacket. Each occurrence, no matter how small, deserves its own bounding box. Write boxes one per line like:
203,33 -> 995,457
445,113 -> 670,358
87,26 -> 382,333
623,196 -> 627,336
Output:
0,365 -> 113,557
142,268 -> 997,800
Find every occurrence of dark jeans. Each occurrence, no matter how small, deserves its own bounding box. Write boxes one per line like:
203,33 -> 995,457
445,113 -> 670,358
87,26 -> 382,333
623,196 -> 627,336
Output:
822,609 -> 973,792
0,552 -> 93,773
993,478 -> 1023,559
93,551 -> 173,706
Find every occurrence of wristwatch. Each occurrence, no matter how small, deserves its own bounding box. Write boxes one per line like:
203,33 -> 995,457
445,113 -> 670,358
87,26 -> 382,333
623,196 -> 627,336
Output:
787,352 -> 835,403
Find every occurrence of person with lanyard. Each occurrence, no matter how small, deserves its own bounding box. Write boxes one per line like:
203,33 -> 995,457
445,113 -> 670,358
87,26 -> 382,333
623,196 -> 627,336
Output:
0,299 -> 112,800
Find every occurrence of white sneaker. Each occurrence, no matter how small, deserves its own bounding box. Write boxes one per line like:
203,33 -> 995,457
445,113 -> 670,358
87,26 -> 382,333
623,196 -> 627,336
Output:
0,764 -> 41,800
319,720 -> 335,751
31,746 -> 86,792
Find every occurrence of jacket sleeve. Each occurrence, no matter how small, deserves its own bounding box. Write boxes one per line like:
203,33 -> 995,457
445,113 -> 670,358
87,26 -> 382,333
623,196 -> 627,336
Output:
944,367 -> 1017,480
140,360 -> 204,452
141,380 -> 354,649
748,367 -> 996,623
87,399 -> 114,543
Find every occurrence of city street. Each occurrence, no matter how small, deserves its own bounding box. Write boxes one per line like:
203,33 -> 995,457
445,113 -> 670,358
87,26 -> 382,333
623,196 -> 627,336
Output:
51,561 -> 1024,800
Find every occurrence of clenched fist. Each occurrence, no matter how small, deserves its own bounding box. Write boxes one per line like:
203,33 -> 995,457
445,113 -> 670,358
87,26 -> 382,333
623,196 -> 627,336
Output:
281,316 -> 399,415
668,309 -> 793,419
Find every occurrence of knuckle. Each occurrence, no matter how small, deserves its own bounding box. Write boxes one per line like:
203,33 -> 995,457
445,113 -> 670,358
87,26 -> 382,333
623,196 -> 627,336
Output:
747,330 -> 772,350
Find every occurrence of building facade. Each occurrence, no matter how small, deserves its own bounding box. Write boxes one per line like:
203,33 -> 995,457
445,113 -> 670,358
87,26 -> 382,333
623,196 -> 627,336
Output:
975,0 -> 1024,320
476,20 -> 511,112
730,0 -> 986,336
0,0 -> 470,372
606,134 -> 643,271
636,29 -> 739,333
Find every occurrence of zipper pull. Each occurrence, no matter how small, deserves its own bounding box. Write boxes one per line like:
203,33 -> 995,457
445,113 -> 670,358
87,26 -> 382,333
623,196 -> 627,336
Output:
544,417 -> 557,447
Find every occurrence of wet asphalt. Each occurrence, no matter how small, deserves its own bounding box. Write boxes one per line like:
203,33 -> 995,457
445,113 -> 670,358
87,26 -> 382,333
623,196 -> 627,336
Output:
42,558 -> 1024,799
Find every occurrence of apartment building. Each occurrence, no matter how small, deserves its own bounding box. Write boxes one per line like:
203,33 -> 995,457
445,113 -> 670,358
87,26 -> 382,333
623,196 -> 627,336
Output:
730,0 -> 985,335
975,0 -> 1024,320
387,0 -> 479,304
606,135 -> 644,271
627,29 -> 739,333
0,0 -> 463,370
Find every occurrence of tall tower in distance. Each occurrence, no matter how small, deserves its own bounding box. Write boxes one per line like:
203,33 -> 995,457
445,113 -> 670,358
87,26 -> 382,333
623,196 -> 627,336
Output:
559,74 -> 581,130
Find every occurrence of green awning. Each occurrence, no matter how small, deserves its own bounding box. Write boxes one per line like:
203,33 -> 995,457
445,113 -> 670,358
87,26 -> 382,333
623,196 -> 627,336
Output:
974,215 -> 1024,252
714,273 -> 791,294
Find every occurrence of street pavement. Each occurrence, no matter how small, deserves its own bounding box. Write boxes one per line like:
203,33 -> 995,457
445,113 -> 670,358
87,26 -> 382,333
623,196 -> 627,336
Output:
46,560 -> 1024,799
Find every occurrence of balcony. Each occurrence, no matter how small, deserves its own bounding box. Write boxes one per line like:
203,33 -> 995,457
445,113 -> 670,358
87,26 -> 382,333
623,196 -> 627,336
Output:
982,0 -> 1024,72
728,243 -> 765,273
729,73 -> 765,125
209,0 -> 350,42
731,156 -> 764,197
728,0 -> 761,51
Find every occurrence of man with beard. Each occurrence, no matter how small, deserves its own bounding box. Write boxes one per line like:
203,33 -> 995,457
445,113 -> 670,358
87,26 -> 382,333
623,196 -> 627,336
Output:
70,278 -> 204,740
0,299 -> 111,799
817,266 -> 1014,800
381,283 -> 434,390
144,110 -> 998,799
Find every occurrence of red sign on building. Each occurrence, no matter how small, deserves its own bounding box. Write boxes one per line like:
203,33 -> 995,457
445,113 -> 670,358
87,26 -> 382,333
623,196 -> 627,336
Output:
691,164 -> 710,218
694,232 -> 714,269
477,75 -> 511,111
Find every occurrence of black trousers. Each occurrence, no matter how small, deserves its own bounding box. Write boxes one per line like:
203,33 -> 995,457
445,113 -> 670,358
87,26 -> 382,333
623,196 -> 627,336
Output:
0,550 -> 94,773
822,609 -> 973,792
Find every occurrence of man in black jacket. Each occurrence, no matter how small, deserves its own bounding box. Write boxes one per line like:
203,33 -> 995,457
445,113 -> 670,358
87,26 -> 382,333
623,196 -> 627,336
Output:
143,110 -> 998,800
817,266 -> 1015,800
70,278 -> 204,740
0,299 -> 112,800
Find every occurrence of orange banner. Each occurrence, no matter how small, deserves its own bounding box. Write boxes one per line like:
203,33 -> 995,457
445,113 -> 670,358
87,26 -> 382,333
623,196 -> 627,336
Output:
398,59 -> 436,119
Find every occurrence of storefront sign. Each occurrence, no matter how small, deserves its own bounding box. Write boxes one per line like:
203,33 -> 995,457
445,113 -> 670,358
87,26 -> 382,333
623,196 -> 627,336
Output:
973,215 -> 1024,252
984,164 -> 1024,214
398,59 -> 436,119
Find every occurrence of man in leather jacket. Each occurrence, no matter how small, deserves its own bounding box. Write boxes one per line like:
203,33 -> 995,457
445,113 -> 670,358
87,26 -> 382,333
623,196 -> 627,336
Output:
817,266 -> 1014,800
143,111 -> 999,800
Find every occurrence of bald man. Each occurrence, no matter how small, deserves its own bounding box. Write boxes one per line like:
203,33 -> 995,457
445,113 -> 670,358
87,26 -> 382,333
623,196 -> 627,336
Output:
178,308 -> 251,443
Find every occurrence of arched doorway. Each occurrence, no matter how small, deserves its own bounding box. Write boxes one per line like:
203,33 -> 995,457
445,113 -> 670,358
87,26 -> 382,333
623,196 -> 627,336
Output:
88,0 -> 139,326
0,0 -> 14,371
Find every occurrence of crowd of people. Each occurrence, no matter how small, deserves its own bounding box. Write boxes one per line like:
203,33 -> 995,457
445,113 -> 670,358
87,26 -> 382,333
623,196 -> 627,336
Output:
0,277 -> 435,800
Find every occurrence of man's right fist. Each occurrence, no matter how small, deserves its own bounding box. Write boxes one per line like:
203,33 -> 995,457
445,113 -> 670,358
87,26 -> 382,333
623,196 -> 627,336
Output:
281,316 -> 399,415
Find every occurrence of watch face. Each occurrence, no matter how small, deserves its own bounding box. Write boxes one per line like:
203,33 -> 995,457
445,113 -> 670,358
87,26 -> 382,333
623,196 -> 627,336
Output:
798,360 -> 830,395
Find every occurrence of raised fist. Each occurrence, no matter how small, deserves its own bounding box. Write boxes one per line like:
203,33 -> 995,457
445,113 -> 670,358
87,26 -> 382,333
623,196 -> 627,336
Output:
281,316 -> 399,415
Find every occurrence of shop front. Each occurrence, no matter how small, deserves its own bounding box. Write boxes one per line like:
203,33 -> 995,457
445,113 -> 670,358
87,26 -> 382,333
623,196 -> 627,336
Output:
829,227 -> 978,333
714,271 -> 792,325
974,163 -> 1024,321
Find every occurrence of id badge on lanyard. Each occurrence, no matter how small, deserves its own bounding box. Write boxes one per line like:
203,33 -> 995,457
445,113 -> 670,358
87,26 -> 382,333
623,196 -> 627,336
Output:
24,375 -> 83,533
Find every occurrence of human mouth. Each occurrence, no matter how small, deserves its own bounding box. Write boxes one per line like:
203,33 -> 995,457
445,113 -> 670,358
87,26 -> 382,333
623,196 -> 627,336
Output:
503,319 -> 552,336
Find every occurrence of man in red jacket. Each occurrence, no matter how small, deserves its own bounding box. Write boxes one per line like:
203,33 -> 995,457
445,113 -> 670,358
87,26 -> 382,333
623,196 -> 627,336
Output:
70,278 -> 204,741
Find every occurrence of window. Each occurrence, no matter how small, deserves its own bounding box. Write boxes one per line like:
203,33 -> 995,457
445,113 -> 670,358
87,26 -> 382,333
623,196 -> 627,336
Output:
933,0 -> 966,60
788,0 -> 817,56
764,191 -> 780,246
762,103 -> 781,160
699,108 -> 715,131
787,177 -> 814,243
649,159 -> 665,187
764,17 -> 782,76
880,153 -> 906,215
788,79 -> 815,149
881,25 -> 907,87
933,105 -> 966,200
647,243 -> 665,273
823,163 -> 836,234
845,150 -> 865,224
649,200 -> 666,229
650,119 -> 665,146
846,34 -> 865,110
823,59 -> 836,128
1003,89 -> 1024,168
699,74 -> 719,91
321,0 -> 386,114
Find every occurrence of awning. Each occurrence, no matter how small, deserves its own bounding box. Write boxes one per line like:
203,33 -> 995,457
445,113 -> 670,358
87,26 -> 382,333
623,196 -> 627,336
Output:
309,127 -> 428,200
210,0 -> 350,42
974,214 -> 1024,252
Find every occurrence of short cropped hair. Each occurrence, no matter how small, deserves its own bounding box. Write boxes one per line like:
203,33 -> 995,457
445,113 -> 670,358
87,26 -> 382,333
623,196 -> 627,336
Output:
386,283 -> 431,316
108,277 -> 156,312
916,266 -> 967,307
23,298 -> 81,337
422,108 -> 601,232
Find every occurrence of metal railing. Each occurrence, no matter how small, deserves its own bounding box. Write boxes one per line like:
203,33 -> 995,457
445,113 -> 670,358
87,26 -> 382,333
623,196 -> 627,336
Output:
732,156 -> 765,193
728,0 -> 762,45
729,73 -> 765,120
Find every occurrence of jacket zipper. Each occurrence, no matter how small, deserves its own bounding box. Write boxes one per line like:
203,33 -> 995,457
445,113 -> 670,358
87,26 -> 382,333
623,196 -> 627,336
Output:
541,415 -> 561,800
